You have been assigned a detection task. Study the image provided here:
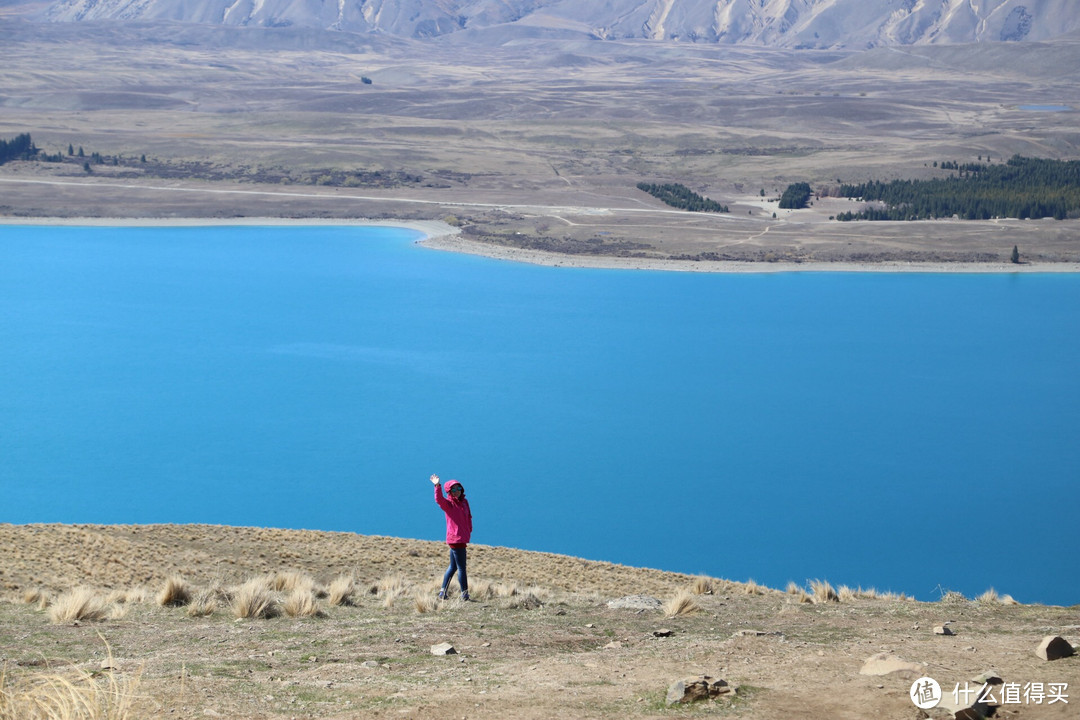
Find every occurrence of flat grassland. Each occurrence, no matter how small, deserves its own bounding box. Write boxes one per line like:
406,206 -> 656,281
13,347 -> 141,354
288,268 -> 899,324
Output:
1,22 -> 1079,268
1,524 -> 1078,719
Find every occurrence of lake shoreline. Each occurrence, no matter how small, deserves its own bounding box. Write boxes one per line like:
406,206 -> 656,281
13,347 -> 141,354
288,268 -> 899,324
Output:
3,216 -> 1079,274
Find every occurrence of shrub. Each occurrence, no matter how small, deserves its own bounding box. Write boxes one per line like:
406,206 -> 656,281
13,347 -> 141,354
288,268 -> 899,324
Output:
742,579 -> 765,595
157,575 -> 191,607
49,587 -> 109,624
327,575 -> 356,607
689,576 -> 714,595
284,589 -> 325,618
232,579 -> 279,620
663,589 -> 702,617
809,579 -> 839,603
0,642 -> 144,719
187,590 -> 218,618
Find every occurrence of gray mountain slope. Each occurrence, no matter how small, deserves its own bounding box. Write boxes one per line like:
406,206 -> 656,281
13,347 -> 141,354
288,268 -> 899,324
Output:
18,0 -> 1080,48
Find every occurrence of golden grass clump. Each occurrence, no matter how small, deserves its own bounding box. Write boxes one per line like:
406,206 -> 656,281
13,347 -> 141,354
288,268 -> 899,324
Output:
742,579 -> 765,595
156,575 -> 191,607
837,585 -> 858,602
375,574 -> 408,597
327,575 -> 356,607
187,590 -> 217,618
663,589 -> 702,617
22,589 -> 47,606
976,587 -> 1020,605
689,575 -> 714,595
413,592 -> 439,614
283,589 -> 325,618
0,637 -> 142,718
49,587 -> 110,624
268,570 -> 315,593
232,579 -> 279,620
0,657 -> 144,720
809,579 -> 839,603
787,583 -> 813,604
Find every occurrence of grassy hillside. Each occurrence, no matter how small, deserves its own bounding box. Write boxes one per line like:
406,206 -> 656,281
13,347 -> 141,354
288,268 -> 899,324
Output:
1,524 -> 1077,719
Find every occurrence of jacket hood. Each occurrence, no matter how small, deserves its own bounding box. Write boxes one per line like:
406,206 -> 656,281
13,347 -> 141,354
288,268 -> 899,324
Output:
443,479 -> 465,497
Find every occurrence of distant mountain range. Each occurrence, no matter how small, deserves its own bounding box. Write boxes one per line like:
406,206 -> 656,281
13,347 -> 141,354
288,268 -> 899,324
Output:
9,0 -> 1080,48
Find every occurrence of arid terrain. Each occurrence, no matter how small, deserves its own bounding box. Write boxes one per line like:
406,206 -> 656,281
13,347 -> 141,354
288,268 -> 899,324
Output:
1,524 -> 1078,720
1,20 -> 1078,267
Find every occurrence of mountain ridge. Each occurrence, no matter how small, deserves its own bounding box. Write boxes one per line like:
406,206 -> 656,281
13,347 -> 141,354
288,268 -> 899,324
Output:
7,0 -> 1079,48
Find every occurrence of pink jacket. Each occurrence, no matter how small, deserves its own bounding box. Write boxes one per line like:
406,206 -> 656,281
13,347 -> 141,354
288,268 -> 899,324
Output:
435,479 -> 473,545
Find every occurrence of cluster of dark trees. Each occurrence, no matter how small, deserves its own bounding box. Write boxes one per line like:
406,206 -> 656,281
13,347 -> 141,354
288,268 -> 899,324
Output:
636,182 -> 729,212
0,133 -> 37,165
836,155 -> 1080,221
779,182 -> 812,209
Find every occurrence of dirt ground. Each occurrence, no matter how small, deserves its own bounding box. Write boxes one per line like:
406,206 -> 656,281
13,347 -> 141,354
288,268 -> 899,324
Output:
1,524 -> 1077,719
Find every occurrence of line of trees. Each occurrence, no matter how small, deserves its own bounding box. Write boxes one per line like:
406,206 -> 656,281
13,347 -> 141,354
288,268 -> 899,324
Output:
0,133 -> 37,165
637,182 -> 729,212
778,182 -> 812,209
836,155 -> 1080,221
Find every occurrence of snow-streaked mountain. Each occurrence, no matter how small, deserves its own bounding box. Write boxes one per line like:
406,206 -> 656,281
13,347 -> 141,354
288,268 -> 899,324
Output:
28,0 -> 1080,48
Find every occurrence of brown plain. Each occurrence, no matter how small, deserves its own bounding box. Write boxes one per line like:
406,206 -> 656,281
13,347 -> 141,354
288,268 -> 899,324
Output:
0,23 -> 1078,266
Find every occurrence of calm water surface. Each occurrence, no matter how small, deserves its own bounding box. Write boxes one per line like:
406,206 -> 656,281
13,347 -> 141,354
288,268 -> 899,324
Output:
2,225 -> 1078,604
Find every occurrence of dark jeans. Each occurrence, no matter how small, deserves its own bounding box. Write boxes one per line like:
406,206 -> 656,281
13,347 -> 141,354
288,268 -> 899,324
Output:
441,546 -> 468,595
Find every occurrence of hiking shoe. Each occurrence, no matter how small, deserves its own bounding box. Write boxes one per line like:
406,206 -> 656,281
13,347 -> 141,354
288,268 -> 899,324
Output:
461,592 -> 470,601
437,589 -> 447,600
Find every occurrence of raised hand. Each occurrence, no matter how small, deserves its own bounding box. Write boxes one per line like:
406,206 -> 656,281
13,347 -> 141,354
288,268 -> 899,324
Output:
430,473 -> 440,485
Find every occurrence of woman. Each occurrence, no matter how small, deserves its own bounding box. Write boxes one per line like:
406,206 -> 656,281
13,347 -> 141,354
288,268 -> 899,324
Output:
431,473 -> 473,600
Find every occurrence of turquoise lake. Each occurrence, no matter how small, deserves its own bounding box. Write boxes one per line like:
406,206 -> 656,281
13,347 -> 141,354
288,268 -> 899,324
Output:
2,224 -> 1078,605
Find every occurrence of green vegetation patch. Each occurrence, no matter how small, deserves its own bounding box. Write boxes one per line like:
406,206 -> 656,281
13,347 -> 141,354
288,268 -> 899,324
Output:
637,182 -> 729,213
837,155 -> 1080,221
778,182 -> 812,209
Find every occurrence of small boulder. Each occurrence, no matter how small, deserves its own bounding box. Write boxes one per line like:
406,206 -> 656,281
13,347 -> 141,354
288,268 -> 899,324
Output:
665,675 -> 733,706
606,595 -> 662,611
430,642 -> 457,656
934,625 -> 955,636
859,652 -> 925,676
653,629 -> 673,637
971,670 -> 1003,686
1036,636 -> 1074,661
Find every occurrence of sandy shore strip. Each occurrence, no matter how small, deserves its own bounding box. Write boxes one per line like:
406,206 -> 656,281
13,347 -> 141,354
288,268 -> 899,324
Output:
3,216 -> 1078,273
423,233 -> 1080,274
0,215 -> 461,240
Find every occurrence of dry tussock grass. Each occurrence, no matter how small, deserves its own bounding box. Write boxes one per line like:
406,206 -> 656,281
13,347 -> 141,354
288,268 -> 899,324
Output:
809,579 -> 839,604
283,588 -> 325,618
156,575 -> 191,608
186,589 -> 217,618
742,579 -> 765,595
268,570 -> 315,594
375,574 -> 408,597
49,588 -> 110,625
689,575 -> 714,595
976,587 -> 1020,605
22,589 -> 47,607
663,589 -> 702,617
786,582 -> 813,604
231,579 -> 279,620
0,637 -> 144,720
327,575 -> 356,607
413,592 -> 439,614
